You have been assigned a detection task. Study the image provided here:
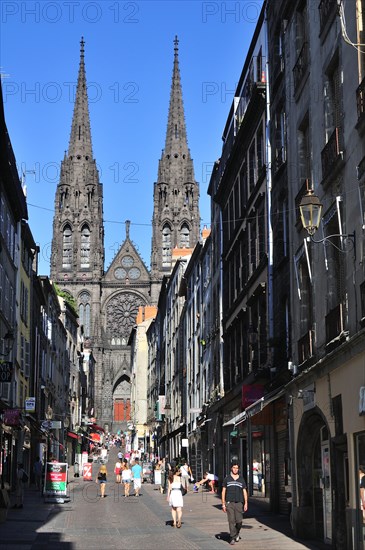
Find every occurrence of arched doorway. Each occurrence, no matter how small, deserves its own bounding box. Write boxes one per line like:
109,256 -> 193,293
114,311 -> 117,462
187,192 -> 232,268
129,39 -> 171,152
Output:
296,408 -> 331,543
113,374 -> 131,435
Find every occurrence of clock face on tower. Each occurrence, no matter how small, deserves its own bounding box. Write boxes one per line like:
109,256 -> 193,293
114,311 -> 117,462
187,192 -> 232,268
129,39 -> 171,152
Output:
128,267 -> 141,280
121,255 -> 134,268
114,267 -> 127,280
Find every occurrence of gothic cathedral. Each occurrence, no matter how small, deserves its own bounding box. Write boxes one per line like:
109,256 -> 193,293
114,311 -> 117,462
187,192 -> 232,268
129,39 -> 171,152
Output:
51,37 -> 200,432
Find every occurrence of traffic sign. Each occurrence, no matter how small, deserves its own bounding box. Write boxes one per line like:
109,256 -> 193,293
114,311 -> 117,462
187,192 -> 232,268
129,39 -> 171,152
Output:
41,420 -> 61,429
42,420 -> 52,430
0,362 -> 12,382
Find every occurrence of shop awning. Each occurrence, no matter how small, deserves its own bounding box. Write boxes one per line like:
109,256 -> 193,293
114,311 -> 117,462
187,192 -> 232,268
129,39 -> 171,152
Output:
90,423 -> 105,433
246,388 -> 286,418
223,389 -> 286,428
222,411 -> 246,427
67,431 -> 79,440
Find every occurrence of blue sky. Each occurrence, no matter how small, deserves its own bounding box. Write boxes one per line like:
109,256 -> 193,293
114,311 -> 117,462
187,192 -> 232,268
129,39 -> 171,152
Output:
1,0 -> 264,274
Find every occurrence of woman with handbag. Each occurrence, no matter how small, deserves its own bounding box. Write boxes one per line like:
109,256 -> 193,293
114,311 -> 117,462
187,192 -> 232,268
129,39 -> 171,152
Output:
96,464 -> 107,498
167,467 -> 184,528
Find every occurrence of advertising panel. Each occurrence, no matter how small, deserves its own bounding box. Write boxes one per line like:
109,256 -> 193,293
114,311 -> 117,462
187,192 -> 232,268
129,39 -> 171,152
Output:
44,462 -> 70,503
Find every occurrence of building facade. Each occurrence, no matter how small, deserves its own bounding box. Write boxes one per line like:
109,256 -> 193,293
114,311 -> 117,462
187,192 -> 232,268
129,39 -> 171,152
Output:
272,0 -> 365,547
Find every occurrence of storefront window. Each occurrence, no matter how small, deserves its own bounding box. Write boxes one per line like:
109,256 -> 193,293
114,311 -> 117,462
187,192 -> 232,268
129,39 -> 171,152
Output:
355,432 -> 365,548
252,432 -> 264,495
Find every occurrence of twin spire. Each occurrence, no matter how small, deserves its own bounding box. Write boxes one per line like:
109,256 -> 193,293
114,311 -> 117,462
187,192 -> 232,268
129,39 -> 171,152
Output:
68,35 -> 192,177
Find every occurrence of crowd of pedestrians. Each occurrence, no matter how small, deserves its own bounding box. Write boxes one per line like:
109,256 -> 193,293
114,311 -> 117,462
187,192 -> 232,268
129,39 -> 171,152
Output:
10,436 -> 250,547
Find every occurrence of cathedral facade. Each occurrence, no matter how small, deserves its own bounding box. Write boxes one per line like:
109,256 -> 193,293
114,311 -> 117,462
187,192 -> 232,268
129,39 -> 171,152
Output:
50,37 -> 200,432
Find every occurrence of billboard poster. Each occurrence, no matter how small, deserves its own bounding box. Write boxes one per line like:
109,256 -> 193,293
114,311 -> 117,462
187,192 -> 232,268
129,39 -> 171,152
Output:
44,462 -> 69,502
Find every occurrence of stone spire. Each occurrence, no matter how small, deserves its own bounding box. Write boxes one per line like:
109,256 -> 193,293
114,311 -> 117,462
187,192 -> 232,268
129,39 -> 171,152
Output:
68,37 -> 93,160
158,35 -> 195,184
150,37 -> 200,303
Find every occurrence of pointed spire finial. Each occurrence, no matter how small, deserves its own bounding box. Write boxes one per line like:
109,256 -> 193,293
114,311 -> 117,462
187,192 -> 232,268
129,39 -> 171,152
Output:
125,220 -> 131,240
174,35 -> 179,57
67,37 -> 93,159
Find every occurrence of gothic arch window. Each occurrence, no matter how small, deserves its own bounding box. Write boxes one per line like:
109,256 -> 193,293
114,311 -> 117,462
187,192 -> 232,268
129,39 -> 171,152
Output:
180,223 -> 190,248
79,291 -> 91,338
162,223 -> 172,268
62,224 -> 73,269
80,224 -> 91,268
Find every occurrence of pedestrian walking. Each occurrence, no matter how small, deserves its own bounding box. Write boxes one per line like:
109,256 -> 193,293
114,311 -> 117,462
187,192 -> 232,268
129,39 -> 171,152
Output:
121,462 -> 132,497
167,466 -> 184,528
96,464 -> 107,498
33,456 -> 43,491
131,457 -> 143,497
160,457 -> 167,493
114,459 -> 122,483
180,460 -> 192,492
221,461 -> 248,545
12,463 -> 26,508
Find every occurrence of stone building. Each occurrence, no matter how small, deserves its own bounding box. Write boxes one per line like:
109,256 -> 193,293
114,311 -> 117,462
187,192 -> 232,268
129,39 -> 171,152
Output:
265,0 -> 365,547
50,37 -> 200,432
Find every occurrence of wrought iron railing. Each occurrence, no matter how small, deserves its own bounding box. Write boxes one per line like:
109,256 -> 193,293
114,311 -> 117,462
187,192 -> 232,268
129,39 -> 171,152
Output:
293,42 -> 308,93
319,0 -> 338,33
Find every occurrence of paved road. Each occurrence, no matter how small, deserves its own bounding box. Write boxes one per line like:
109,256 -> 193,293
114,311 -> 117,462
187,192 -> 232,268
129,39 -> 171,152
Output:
0,449 -> 327,550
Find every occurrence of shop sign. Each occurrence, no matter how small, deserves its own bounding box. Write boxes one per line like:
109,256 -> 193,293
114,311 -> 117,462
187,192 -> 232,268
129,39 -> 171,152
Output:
83,463 -> 92,480
25,397 -> 36,413
4,408 -> 21,426
0,361 -> 12,382
44,462 -> 68,498
242,384 -> 265,409
159,395 -> 166,414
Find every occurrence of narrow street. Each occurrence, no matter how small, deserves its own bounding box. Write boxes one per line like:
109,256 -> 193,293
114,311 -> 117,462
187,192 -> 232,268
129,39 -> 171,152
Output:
0,449 -> 328,550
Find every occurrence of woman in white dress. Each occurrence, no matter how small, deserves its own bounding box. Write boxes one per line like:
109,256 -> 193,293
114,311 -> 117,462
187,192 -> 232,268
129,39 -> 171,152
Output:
167,467 -> 184,528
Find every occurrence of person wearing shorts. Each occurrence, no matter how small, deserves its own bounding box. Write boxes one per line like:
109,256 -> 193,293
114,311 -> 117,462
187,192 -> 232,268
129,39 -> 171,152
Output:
122,462 -> 132,497
131,458 -> 143,497
96,464 -> 107,498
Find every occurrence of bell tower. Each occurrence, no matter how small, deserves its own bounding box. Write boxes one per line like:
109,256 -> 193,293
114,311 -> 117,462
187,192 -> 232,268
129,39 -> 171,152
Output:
150,36 -> 200,303
50,37 -> 104,343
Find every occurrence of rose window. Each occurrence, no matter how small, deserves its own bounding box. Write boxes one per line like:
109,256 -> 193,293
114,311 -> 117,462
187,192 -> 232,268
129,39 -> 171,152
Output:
106,292 -> 145,340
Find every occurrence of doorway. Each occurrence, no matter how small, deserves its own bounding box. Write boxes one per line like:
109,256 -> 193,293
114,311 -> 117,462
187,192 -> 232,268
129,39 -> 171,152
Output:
296,410 -> 331,542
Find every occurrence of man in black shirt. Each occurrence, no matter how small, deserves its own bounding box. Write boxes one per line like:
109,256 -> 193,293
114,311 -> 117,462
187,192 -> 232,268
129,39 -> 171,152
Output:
221,461 -> 248,545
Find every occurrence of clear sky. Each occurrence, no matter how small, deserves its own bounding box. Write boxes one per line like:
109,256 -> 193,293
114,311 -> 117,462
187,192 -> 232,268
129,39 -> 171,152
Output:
1,0 -> 264,274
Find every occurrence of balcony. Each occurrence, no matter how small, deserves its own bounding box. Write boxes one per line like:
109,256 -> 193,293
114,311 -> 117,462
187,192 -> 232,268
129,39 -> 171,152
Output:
321,127 -> 343,182
293,42 -> 309,94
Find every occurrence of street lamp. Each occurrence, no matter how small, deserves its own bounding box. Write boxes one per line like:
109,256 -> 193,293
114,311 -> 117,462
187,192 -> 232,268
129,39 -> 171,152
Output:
298,188 -> 323,236
299,189 -> 355,251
